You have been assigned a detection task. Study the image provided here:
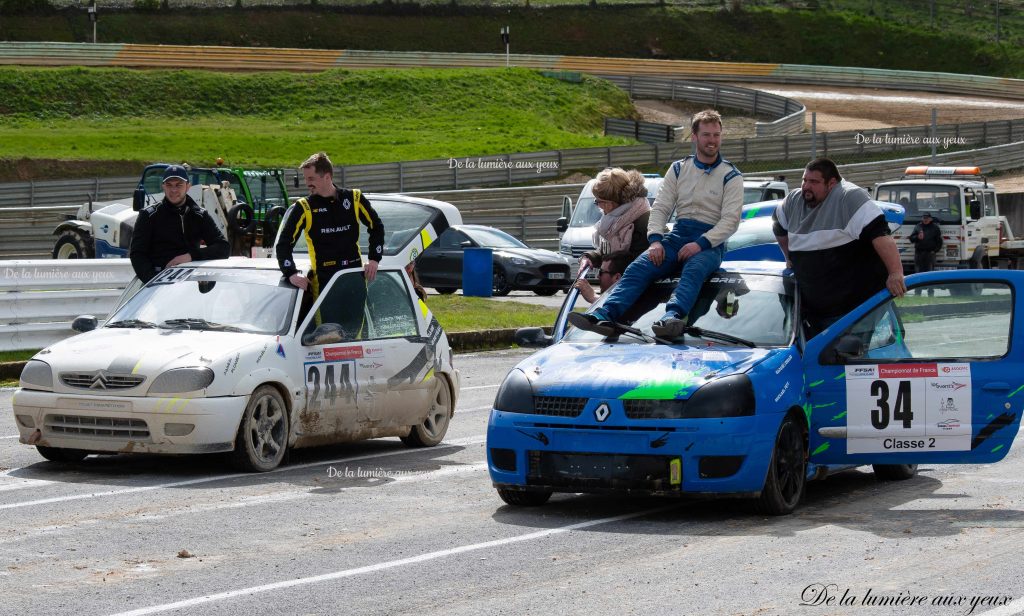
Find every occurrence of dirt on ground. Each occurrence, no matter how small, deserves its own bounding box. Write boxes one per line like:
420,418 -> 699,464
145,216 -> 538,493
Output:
632,84 -> 1024,191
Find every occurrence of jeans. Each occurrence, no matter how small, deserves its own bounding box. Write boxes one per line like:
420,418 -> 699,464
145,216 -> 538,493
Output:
592,218 -> 724,323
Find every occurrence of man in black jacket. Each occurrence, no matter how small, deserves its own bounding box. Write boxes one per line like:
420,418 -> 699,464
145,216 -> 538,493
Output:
909,211 -> 943,274
129,165 -> 230,283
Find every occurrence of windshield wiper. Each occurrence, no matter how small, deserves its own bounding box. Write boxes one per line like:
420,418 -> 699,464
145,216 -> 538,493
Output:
160,318 -> 242,332
683,326 -> 756,348
106,319 -> 157,329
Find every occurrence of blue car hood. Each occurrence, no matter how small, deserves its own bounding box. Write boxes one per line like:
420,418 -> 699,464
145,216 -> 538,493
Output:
516,342 -> 778,400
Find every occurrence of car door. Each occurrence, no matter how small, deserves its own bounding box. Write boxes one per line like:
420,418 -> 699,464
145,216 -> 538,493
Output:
298,270 -> 430,435
803,270 -> 1023,466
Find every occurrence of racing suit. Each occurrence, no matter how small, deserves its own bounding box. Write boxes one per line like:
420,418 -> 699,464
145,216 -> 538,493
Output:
275,186 -> 385,336
129,195 -> 230,283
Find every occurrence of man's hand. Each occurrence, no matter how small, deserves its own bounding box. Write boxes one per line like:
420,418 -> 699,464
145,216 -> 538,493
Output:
886,272 -> 907,297
166,253 -> 192,267
648,241 -> 665,266
288,273 -> 309,290
573,279 -> 597,303
676,242 -> 701,261
917,231 -> 925,240
364,260 -> 379,283
579,256 -> 592,269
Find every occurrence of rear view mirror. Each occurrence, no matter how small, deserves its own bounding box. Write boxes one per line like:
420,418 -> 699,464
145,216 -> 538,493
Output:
556,217 -> 568,233
833,335 -> 864,362
132,187 -> 146,212
72,315 -> 98,333
969,200 -> 981,220
514,327 -> 551,348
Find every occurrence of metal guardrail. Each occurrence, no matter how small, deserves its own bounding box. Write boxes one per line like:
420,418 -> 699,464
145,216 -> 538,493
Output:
604,118 -> 683,143
2,140 -> 1023,351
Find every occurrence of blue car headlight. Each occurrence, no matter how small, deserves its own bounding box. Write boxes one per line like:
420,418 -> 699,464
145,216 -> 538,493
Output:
494,369 -> 534,413
149,367 -> 215,394
683,374 -> 755,418
20,360 -> 53,391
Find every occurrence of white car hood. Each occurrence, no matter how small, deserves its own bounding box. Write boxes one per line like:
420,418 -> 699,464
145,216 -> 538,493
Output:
39,328 -> 268,383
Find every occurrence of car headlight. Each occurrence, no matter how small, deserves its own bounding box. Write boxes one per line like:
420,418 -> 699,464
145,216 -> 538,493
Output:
510,257 -> 530,266
494,369 -> 534,413
149,367 -> 215,394
682,374 -> 755,418
20,360 -> 53,391
559,244 -> 571,255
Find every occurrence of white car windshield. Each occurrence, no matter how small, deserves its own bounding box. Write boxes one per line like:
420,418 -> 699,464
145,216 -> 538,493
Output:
108,267 -> 297,335
565,273 -> 796,347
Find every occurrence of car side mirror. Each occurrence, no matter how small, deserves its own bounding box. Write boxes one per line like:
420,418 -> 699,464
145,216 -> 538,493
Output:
556,216 -> 568,233
833,334 -> 864,361
514,327 -> 552,348
72,315 -> 98,333
459,240 -> 474,249
132,187 -> 146,212
969,200 -> 981,220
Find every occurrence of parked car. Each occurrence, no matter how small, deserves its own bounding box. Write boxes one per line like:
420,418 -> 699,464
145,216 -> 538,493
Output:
487,262 -> 1024,514
416,224 -> 571,296
724,199 -> 905,261
14,197 -> 463,471
743,177 -> 789,204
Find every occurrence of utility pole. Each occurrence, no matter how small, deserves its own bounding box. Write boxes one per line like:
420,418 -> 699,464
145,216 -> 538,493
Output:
87,0 -> 98,44
500,26 -> 510,68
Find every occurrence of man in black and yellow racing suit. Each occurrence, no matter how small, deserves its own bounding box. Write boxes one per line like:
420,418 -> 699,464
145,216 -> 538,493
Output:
275,152 -> 385,337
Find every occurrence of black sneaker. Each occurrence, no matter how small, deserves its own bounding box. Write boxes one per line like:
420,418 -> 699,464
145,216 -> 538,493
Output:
567,312 -> 616,337
651,316 -> 687,339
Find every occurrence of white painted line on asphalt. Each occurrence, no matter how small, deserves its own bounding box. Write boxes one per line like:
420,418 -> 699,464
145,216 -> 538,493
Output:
0,434 -> 20,439
0,435 -> 485,512
976,596 -> 1024,616
107,503 -> 678,616
461,384 -> 500,391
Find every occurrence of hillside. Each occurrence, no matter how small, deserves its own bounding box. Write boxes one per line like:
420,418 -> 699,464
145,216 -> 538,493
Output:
0,66 -> 636,178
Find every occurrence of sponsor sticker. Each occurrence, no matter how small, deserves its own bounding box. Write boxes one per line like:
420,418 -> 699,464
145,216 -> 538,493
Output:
325,346 -> 363,361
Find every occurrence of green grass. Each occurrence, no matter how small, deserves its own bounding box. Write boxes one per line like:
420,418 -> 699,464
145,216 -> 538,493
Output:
0,66 -> 635,168
0,350 -> 36,362
426,295 -> 559,332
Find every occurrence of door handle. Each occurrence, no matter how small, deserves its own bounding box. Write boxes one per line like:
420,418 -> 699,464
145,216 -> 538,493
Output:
982,382 -> 1010,391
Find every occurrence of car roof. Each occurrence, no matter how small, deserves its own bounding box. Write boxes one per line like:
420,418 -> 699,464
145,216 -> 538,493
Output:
176,256 -> 397,273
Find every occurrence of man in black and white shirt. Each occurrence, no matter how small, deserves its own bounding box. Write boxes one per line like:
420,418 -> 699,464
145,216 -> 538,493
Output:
772,158 -> 906,337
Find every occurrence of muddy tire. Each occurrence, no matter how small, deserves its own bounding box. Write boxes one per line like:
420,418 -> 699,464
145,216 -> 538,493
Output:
401,376 -> 453,447
755,414 -> 807,516
230,385 -> 289,472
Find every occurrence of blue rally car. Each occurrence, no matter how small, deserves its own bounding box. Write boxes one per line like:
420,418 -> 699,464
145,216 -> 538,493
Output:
486,263 -> 1024,514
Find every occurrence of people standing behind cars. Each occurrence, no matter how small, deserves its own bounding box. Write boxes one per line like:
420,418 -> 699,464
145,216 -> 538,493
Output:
579,167 -> 651,271
575,250 -> 630,304
276,151 -> 385,295
909,211 -> 943,274
129,165 -> 230,283
276,152 -> 385,336
569,109 -> 743,339
772,157 -> 906,337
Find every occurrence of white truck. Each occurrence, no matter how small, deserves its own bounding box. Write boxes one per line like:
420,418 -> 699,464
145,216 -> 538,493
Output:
874,166 -> 1024,272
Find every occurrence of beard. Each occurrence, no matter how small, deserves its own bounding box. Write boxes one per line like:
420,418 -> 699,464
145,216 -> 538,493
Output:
802,189 -> 819,206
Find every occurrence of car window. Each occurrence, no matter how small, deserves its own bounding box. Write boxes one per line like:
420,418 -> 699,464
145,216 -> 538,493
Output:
564,273 -> 795,347
435,229 -> 468,250
141,167 -> 164,195
876,185 -> 960,223
466,227 -> 526,249
569,197 -> 601,228
838,281 -> 1012,361
365,272 -> 419,339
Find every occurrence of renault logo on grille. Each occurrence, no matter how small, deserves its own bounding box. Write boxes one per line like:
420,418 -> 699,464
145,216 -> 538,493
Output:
594,403 -> 610,422
89,371 -> 110,390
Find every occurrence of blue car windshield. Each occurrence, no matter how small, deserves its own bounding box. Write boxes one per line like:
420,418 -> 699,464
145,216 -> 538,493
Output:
565,273 -> 796,347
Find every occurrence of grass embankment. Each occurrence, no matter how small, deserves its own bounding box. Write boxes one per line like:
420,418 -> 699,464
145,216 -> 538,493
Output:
0,66 -> 635,173
428,295 -> 559,333
2,5 -> 1021,77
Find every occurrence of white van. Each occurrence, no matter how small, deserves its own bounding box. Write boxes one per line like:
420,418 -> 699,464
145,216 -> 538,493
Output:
557,175 -> 663,279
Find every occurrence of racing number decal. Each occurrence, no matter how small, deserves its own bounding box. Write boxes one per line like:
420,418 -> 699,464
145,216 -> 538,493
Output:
846,363 -> 972,454
869,379 -> 913,430
305,362 -> 355,411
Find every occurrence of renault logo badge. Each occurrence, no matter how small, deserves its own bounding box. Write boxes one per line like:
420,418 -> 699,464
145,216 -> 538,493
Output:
594,403 -> 610,422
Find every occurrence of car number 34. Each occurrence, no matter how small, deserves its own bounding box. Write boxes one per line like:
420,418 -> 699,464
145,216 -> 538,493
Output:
845,364 -> 973,454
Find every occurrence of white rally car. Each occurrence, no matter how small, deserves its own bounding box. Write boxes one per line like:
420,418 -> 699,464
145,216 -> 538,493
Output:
13,195 -> 462,471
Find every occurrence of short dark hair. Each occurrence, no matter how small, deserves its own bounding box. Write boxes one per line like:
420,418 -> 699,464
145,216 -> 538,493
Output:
691,109 -> 723,134
805,158 -> 842,182
301,152 -> 334,176
602,250 -> 632,277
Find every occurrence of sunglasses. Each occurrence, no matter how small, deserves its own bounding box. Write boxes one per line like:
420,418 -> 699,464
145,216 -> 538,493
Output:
598,268 -> 613,276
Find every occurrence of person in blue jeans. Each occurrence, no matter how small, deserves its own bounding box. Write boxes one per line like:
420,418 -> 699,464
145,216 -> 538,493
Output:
569,109 -> 744,339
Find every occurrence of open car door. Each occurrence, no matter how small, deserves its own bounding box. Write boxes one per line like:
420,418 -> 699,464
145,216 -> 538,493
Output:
803,270 -> 1023,466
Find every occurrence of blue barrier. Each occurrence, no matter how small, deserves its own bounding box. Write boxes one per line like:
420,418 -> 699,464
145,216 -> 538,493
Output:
463,248 -> 493,297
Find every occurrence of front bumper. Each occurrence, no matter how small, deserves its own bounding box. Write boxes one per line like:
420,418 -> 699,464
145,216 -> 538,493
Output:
12,389 -> 248,455
486,407 -> 782,496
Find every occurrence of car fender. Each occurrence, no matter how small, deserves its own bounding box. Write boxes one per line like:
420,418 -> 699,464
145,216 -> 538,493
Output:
231,367 -> 301,401
53,220 -> 92,236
